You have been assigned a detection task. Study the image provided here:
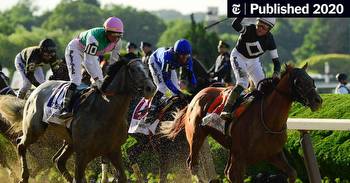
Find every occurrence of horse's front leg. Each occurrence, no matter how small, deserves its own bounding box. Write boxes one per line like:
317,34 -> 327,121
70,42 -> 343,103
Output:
224,152 -> 231,178
267,151 -> 297,183
107,148 -> 127,183
227,154 -> 246,183
74,152 -> 89,183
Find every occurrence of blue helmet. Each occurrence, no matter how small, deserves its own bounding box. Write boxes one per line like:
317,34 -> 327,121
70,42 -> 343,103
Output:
174,39 -> 192,55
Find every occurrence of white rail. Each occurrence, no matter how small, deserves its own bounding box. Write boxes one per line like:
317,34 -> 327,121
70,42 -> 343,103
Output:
286,118 -> 350,183
287,118 -> 350,131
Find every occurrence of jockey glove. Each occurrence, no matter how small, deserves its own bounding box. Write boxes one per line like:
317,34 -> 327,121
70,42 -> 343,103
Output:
93,79 -> 103,90
272,71 -> 281,79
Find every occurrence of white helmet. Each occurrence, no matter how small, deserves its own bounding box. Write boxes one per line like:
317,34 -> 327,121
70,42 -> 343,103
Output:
257,18 -> 276,28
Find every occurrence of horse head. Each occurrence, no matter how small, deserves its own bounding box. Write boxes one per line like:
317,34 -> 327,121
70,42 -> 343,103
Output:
279,64 -> 323,111
105,59 -> 155,99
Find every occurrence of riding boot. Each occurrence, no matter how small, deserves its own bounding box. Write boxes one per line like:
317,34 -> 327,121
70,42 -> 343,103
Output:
220,85 -> 244,135
16,90 -> 27,99
58,84 -> 76,119
144,91 -> 164,124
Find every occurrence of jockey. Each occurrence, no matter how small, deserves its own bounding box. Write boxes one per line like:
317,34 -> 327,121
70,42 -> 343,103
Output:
144,39 -> 197,124
59,16 -> 123,118
335,73 -> 350,94
14,38 -> 58,99
208,40 -> 232,85
220,17 -> 281,134
140,41 -> 153,65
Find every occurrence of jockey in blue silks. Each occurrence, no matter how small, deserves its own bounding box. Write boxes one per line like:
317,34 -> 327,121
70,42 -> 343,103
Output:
144,38 -> 197,124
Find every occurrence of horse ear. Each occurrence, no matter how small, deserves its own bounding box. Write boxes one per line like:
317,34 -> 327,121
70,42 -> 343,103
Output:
302,63 -> 308,70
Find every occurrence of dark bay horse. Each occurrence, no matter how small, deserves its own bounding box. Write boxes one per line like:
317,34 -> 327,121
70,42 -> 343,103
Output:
161,64 -> 323,183
0,59 -> 156,183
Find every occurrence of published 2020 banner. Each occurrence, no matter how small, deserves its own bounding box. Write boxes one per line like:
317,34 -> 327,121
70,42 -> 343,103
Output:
227,0 -> 350,17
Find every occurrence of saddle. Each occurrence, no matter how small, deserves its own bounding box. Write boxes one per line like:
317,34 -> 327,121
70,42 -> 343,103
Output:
202,88 -> 261,132
129,96 -> 184,135
68,86 -> 95,113
43,83 -> 96,127
207,88 -> 258,119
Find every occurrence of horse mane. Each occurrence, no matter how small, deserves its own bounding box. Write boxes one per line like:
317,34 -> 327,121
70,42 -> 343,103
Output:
257,64 -> 295,96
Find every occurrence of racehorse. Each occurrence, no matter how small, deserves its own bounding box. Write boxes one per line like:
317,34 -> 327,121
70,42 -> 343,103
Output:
0,59 -> 155,183
161,64 -> 323,183
102,95 -> 216,183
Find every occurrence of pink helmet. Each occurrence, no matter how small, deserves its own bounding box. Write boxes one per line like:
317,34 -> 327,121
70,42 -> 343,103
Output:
103,17 -> 124,33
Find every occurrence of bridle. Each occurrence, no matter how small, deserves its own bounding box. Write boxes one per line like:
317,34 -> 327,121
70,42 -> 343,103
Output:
258,69 -> 316,134
103,59 -> 151,96
126,59 -> 152,95
274,69 -> 316,107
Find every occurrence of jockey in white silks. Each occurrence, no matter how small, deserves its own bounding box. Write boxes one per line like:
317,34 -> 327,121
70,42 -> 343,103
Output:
220,17 -> 282,135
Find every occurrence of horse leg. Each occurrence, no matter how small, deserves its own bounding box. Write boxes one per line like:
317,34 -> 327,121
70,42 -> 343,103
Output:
54,143 -> 74,182
52,140 -> 67,163
101,157 -> 109,183
18,119 -> 48,183
107,149 -> 127,183
267,151 -> 297,183
187,127 -> 207,181
224,152 -> 231,178
74,152 -> 89,183
227,155 -> 246,183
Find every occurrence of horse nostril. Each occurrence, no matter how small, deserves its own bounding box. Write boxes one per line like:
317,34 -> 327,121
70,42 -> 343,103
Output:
315,96 -> 323,104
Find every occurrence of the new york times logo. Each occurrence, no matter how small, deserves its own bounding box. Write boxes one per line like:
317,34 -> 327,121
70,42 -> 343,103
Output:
232,4 -> 241,14
227,0 -> 350,17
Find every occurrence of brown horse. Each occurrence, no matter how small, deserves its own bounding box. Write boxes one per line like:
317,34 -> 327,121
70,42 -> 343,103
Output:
161,64 -> 323,183
0,59 -> 155,183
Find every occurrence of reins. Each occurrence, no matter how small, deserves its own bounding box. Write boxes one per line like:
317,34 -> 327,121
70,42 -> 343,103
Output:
260,97 -> 287,134
102,59 -> 149,97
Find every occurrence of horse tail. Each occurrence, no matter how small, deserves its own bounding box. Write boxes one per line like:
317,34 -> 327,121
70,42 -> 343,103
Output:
160,105 -> 187,140
0,95 -> 25,136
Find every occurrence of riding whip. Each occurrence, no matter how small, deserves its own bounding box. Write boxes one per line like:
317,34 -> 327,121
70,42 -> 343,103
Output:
204,17 -> 230,30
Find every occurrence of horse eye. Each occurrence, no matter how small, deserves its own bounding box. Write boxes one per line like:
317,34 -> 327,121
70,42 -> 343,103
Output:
293,79 -> 299,85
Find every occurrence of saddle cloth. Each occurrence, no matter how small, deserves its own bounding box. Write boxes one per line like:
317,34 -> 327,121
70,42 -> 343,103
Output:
43,82 -> 71,127
42,83 -> 89,127
128,97 -> 161,135
202,88 -> 253,133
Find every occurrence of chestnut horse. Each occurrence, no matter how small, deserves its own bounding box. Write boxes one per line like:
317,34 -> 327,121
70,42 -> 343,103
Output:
161,64 -> 323,182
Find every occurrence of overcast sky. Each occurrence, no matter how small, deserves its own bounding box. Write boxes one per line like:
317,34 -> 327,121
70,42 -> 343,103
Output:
1,0 -> 227,15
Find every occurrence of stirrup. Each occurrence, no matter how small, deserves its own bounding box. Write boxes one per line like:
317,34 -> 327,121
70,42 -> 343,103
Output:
220,111 -> 233,121
224,118 -> 236,136
144,116 -> 155,124
58,111 -> 73,119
